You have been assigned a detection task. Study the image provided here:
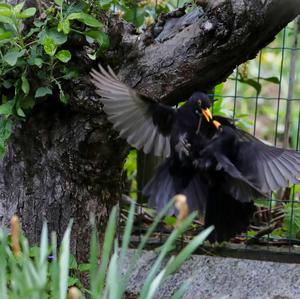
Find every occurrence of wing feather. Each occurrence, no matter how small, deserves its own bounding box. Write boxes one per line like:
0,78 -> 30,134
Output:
90,65 -> 175,157
233,130 -> 300,192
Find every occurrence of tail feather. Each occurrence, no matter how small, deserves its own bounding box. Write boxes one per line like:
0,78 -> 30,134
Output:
205,189 -> 255,242
143,159 -> 207,214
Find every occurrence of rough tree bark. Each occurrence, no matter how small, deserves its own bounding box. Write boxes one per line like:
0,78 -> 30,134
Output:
0,0 -> 299,261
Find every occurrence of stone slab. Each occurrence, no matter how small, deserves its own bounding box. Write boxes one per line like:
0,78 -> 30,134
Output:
122,249 -> 300,299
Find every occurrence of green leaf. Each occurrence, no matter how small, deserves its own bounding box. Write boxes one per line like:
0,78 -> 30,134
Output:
87,53 -> 97,60
0,16 -> 13,24
78,263 -> 90,272
34,20 -> 44,28
59,92 -> 69,104
99,0 -> 113,9
0,6 -> 12,17
55,50 -> 71,63
21,75 -> 30,94
17,107 -> 25,117
61,68 -> 79,80
85,30 -> 109,48
0,4 -> 11,9
54,0 -> 63,5
29,246 -> 40,258
39,28 -> 67,46
283,203 -> 300,238
35,87 -> 53,98
28,57 -> 43,68
3,50 -> 24,66
69,254 -> 78,270
67,12 -> 103,28
0,31 -> 12,41
68,277 -> 79,287
20,96 -> 35,110
14,1 -> 25,13
16,7 -> 36,19
163,216 -> 176,226
57,19 -> 70,34
238,78 -> 261,95
260,76 -> 280,84
0,101 -> 14,116
42,37 -> 57,56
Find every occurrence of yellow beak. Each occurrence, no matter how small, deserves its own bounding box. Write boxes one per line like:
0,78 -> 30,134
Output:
201,108 -> 222,129
201,108 -> 213,122
213,120 -> 222,129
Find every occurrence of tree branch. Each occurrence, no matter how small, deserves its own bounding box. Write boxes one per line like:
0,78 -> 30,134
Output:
105,0 -> 300,105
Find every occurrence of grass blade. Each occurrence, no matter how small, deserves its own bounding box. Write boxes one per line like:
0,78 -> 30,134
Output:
59,221 -> 73,299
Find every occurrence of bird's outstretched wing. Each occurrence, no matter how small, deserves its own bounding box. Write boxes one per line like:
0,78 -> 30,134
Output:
90,65 -> 175,157
214,116 -> 300,193
234,131 -> 300,193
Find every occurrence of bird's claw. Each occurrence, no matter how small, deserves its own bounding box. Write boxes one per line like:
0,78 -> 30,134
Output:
175,133 -> 191,160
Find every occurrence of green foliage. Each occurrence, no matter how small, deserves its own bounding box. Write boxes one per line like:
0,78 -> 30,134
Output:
0,202 -> 213,298
283,202 -> 300,239
124,149 -> 137,199
101,0 -> 188,28
0,0 -> 108,157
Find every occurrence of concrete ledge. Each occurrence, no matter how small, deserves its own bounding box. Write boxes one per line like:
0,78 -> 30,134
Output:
122,249 -> 300,299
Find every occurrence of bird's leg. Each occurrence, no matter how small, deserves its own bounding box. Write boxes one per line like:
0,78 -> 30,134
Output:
175,133 -> 191,160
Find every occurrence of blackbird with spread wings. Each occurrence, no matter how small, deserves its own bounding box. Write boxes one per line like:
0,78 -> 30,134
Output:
90,65 -> 300,242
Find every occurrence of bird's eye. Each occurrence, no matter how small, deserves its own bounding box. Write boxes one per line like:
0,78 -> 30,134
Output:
197,100 -> 201,107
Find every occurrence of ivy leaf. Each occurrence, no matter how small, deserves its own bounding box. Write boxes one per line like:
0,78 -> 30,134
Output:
16,7 -> 36,19
3,49 -> 25,66
42,37 -> 57,56
35,87 -> 53,98
21,75 -> 30,95
55,50 -> 71,63
67,12 -> 103,28
85,30 -> 109,48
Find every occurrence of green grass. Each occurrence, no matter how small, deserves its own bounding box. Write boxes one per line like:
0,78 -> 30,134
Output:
0,200 -> 213,299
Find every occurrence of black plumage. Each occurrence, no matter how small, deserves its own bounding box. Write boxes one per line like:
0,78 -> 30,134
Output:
90,65 -> 300,242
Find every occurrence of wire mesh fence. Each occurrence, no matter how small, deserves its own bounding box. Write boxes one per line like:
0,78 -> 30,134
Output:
118,2 -> 300,260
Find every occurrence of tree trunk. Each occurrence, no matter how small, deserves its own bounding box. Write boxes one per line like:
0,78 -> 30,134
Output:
1,0 -> 299,261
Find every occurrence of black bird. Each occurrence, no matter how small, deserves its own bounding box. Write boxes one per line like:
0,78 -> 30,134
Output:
90,65 -> 300,242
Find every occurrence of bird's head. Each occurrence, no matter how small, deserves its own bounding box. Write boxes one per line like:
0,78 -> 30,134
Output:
189,92 -> 221,129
